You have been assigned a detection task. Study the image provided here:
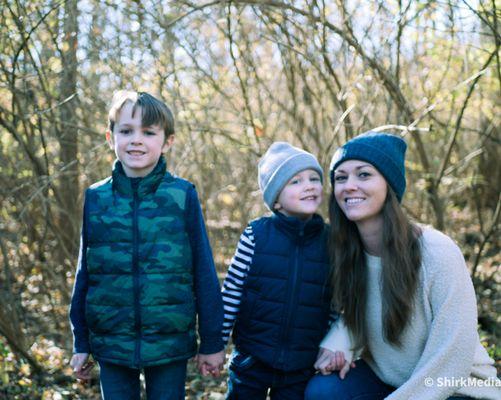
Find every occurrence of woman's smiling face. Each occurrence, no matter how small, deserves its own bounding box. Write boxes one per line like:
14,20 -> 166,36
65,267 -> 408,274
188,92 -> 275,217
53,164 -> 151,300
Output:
333,160 -> 388,227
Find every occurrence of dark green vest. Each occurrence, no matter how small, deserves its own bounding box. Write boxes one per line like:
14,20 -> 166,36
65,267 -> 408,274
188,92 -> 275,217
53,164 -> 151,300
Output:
84,158 -> 196,368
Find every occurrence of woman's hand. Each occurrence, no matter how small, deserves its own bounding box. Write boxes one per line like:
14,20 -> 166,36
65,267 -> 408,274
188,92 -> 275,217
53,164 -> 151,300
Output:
314,348 -> 355,378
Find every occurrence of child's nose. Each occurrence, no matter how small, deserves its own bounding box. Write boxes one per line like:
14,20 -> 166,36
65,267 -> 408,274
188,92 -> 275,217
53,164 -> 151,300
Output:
130,130 -> 143,144
305,182 -> 316,191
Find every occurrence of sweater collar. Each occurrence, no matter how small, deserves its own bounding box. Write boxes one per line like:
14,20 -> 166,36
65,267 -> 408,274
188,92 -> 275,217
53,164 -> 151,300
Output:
111,156 -> 171,197
272,211 -> 325,239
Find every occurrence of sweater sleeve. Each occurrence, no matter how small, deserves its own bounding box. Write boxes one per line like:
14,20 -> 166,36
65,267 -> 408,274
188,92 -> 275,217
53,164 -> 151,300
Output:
69,192 -> 90,354
386,232 -> 478,400
319,316 -> 355,362
186,185 -> 224,355
221,225 -> 254,346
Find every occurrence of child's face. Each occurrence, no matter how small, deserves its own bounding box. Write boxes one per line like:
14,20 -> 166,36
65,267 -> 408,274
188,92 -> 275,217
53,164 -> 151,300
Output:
274,169 -> 323,220
106,101 -> 173,178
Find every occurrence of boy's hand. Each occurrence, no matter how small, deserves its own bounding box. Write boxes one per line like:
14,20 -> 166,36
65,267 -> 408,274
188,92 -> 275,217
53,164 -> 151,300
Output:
70,353 -> 95,381
196,350 -> 225,377
314,348 -> 355,378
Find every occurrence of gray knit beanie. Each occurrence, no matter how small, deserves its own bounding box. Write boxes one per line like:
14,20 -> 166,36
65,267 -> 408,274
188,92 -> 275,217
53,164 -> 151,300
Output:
258,142 -> 323,210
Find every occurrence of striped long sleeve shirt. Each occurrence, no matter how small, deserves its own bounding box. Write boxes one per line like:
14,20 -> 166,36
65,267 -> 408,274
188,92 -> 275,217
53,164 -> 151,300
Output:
222,225 -> 255,344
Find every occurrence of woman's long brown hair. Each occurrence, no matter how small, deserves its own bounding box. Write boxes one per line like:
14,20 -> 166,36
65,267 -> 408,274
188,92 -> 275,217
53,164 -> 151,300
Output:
328,188 -> 422,352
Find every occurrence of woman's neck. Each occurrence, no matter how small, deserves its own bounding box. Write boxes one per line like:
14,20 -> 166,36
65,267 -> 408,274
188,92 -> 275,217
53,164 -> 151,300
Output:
356,217 -> 384,256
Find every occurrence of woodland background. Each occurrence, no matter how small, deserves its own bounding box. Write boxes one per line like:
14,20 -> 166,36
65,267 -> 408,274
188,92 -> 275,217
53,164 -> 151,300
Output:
0,0 -> 499,398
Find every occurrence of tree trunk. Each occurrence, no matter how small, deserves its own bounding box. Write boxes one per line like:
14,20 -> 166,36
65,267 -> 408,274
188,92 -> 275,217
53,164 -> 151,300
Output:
57,0 -> 79,258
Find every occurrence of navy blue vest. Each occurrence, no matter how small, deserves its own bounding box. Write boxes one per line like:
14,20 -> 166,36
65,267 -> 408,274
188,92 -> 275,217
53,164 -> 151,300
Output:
233,213 -> 331,371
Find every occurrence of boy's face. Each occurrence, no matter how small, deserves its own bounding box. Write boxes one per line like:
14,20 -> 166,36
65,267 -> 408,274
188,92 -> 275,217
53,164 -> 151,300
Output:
106,101 -> 174,178
274,169 -> 323,220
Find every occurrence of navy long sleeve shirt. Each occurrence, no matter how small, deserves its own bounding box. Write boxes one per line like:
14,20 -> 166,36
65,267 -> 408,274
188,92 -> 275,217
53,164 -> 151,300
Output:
69,182 -> 224,356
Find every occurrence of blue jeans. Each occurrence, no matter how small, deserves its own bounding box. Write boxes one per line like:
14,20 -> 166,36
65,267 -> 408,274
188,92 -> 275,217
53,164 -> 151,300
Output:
98,359 -> 187,400
305,359 -> 394,400
305,359 -> 474,400
226,349 -> 314,400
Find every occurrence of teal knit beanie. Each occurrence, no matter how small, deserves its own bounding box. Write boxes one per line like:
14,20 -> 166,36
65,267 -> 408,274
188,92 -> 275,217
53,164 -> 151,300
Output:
329,132 -> 407,201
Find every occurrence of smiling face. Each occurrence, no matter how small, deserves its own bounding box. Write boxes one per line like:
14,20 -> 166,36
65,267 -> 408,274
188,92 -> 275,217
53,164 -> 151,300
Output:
333,160 -> 388,229
106,101 -> 173,177
274,169 -> 323,220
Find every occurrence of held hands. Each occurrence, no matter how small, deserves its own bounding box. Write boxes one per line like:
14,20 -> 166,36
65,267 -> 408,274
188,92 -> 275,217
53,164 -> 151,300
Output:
314,348 -> 355,379
196,350 -> 225,377
70,353 -> 95,381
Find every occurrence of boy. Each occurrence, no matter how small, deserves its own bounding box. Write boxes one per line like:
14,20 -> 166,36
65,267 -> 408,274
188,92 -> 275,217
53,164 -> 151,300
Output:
221,142 -> 333,399
69,91 -> 224,399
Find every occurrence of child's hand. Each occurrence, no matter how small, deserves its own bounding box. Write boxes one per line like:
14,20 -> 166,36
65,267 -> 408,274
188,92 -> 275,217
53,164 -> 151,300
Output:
70,353 -> 95,381
196,350 -> 225,377
314,348 -> 355,378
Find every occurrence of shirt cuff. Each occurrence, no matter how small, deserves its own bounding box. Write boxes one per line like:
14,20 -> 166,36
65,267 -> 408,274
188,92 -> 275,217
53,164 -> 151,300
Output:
198,335 -> 225,355
73,336 -> 91,354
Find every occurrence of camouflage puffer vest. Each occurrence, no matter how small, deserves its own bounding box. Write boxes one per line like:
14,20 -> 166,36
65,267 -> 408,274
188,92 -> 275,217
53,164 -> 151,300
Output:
84,157 -> 196,368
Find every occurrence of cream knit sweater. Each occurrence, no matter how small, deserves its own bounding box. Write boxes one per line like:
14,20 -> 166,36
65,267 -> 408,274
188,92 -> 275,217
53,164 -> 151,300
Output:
321,227 -> 500,400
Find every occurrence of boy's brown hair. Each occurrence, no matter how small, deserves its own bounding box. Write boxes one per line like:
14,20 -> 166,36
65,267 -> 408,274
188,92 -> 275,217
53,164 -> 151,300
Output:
108,91 -> 175,138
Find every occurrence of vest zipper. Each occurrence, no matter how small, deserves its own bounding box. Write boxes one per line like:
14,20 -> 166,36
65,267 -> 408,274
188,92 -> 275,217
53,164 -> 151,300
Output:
132,180 -> 141,368
277,226 -> 304,367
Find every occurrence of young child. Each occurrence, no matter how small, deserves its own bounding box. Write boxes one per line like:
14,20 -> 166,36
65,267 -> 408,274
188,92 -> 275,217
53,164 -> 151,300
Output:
69,91 -> 225,399
221,142 -> 333,399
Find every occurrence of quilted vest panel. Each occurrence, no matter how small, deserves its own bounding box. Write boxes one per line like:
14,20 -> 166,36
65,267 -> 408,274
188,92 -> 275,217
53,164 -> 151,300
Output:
233,213 -> 331,371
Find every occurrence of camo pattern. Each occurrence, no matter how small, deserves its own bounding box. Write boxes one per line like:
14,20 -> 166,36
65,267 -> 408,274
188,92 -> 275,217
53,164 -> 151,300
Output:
84,158 -> 196,368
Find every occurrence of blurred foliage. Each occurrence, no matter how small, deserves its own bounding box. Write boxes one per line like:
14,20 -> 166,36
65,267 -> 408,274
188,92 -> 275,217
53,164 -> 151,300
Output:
0,0 -> 499,397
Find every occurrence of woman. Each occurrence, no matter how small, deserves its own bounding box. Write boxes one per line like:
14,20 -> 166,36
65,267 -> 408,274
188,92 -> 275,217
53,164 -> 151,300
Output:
305,133 -> 499,400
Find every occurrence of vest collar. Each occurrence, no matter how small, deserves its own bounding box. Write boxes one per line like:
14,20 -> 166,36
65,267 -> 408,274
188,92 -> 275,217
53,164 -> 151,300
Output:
111,156 -> 172,197
272,211 -> 325,239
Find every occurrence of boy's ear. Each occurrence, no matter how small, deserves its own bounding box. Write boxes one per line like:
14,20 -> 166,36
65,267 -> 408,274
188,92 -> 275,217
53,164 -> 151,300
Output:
105,130 -> 114,149
162,134 -> 175,152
